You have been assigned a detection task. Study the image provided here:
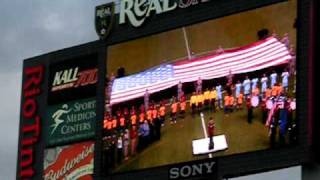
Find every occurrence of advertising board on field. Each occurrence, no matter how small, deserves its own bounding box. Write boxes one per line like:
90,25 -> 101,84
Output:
43,141 -> 95,180
46,98 -> 96,147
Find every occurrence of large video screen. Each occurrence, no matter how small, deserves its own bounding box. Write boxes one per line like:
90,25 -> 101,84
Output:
103,0 -> 297,174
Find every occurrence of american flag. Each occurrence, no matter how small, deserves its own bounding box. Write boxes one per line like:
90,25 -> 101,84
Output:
110,37 -> 292,105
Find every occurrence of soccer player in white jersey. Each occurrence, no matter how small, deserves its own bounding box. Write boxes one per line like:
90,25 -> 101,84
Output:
243,76 -> 251,99
270,71 -> 278,88
251,77 -> 259,90
282,69 -> 290,92
216,83 -> 223,109
235,80 -> 242,98
260,73 -> 268,97
196,77 -> 202,94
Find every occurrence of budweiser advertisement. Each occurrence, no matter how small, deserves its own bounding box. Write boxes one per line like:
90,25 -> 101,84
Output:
43,141 -> 94,180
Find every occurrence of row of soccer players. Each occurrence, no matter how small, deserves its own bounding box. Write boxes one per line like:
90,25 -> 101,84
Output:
103,99 -> 187,132
189,82 -> 285,109
103,83 -> 287,131
236,70 -> 290,96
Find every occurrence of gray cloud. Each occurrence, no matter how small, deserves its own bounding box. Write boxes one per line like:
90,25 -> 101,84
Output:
0,0 -> 111,179
0,0 -> 107,72
0,72 -> 21,179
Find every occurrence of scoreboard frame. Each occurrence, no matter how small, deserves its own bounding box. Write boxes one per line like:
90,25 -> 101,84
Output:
17,0 -> 314,179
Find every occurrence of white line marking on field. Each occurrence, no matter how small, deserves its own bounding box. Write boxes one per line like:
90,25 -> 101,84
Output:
200,112 -> 213,158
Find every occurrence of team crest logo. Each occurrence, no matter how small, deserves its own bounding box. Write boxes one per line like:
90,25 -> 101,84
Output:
95,2 -> 115,39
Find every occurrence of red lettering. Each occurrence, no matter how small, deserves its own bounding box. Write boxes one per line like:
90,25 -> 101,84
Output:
24,87 -> 41,98
87,72 -> 95,85
18,65 -> 44,178
23,66 -> 43,91
74,69 -> 97,87
20,148 -> 33,168
22,116 -> 40,138
74,71 -> 87,87
88,69 -> 98,84
22,137 -> 37,146
23,99 -> 36,119
20,167 -> 34,178
80,71 -> 90,86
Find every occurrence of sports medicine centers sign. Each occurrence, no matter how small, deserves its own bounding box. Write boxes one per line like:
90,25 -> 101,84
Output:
46,98 -> 96,146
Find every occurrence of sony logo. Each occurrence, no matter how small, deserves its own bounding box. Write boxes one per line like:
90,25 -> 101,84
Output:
169,161 -> 216,179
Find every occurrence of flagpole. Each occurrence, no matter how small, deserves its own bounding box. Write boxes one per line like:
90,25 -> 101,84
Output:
182,27 -> 192,60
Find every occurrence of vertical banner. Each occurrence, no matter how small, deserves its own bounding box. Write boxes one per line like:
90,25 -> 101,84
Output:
43,141 -> 95,180
17,64 -> 45,179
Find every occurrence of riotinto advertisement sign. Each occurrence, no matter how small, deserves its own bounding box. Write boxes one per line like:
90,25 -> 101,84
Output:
43,141 -> 94,180
17,65 -> 45,179
46,98 -> 96,146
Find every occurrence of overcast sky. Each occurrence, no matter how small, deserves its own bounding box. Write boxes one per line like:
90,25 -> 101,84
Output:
0,0 -> 113,178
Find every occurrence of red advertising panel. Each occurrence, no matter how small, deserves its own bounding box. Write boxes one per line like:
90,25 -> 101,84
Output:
43,141 -> 94,180
17,64 -> 45,179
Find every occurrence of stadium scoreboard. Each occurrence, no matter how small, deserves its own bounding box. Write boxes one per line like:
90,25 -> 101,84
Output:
17,0 -> 315,179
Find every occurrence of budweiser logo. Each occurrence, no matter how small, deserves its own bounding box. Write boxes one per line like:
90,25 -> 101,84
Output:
44,143 -> 94,180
